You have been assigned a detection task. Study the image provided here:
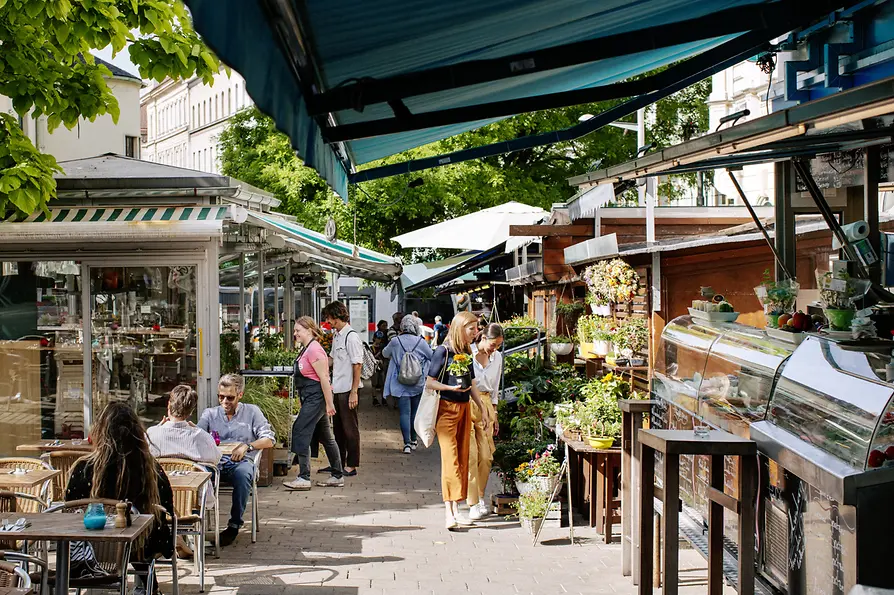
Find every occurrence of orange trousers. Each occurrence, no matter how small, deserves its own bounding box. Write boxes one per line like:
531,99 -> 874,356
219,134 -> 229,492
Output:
436,399 -> 471,502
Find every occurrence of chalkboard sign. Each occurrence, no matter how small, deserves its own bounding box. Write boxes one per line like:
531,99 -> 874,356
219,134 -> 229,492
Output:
799,484 -> 857,595
794,146 -> 892,192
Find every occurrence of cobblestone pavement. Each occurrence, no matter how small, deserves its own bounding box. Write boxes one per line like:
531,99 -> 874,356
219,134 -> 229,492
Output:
164,393 -> 723,595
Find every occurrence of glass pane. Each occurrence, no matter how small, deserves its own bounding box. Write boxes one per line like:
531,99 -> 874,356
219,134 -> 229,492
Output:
0,261 -> 84,454
652,316 -> 723,416
699,326 -> 793,437
90,266 -> 198,427
768,336 -> 894,470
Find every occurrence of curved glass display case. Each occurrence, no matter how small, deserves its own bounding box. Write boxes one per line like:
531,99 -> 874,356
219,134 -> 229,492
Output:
652,317 -> 725,416
767,336 -> 894,471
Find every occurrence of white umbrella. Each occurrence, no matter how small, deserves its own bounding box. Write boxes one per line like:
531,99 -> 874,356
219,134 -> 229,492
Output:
392,201 -> 547,251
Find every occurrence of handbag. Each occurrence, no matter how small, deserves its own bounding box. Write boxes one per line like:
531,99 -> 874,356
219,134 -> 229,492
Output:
348,330 -> 379,380
413,350 -> 448,448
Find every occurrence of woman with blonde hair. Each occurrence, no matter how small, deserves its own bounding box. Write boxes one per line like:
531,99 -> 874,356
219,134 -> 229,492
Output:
284,316 -> 344,491
425,311 -> 492,530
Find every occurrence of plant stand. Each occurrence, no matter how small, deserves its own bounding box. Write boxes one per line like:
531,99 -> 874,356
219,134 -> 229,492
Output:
532,453 -> 572,547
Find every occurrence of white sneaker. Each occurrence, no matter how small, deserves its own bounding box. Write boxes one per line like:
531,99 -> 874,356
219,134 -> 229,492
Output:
283,478 -> 312,491
403,444 -> 412,454
469,502 -> 486,521
445,509 -> 458,530
409,440 -> 418,451
316,476 -> 344,487
453,508 -> 475,526
477,501 -> 491,519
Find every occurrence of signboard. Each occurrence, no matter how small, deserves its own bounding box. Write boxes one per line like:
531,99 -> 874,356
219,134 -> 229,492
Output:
349,299 -> 369,343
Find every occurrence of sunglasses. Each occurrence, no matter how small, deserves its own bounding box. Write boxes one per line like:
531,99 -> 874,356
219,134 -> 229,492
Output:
218,394 -> 237,402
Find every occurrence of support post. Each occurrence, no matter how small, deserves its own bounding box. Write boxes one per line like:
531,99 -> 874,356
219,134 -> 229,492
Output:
258,250 -> 266,327
284,262 -> 293,349
239,254 -> 245,370
273,267 -> 280,337
774,161 -> 797,280
865,145 -> 882,284
645,177 -> 656,244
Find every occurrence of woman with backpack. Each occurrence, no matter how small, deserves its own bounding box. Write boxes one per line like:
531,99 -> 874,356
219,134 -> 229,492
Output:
383,314 -> 434,453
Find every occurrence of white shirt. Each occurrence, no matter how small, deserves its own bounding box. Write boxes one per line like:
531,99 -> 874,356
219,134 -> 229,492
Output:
331,323 -> 364,393
471,343 -> 503,403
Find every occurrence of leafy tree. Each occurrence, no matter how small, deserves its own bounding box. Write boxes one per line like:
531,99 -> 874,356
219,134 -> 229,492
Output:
219,84 -> 710,257
0,0 -> 222,218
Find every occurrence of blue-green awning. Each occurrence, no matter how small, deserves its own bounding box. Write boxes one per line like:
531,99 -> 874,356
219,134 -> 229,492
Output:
182,0 -> 800,197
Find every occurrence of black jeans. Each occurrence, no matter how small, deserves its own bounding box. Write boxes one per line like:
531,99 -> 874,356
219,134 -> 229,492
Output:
333,391 -> 361,468
291,392 -> 343,480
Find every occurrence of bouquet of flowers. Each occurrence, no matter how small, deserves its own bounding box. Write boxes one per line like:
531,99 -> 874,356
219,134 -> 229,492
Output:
318,331 -> 334,354
583,259 -> 639,304
447,353 -> 472,376
515,445 -> 560,479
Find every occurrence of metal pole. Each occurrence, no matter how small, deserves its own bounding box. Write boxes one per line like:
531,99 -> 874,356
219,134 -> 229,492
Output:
637,108 -> 646,207
239,254 -> 246,370
273,266 -> 281,338
258,250 -> 266,328
285,262 -> 293,349
728,170 -> 793,279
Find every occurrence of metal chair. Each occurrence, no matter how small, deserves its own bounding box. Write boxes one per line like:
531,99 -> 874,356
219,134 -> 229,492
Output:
218,452 -> 260,544
39,451 -> 84,503
146,504 -> 179,595
0,559 -> 32,592
44,499 -> 140,595
0,458 -> 52,512
157,458 -> 210,592
1,550 -> 49,595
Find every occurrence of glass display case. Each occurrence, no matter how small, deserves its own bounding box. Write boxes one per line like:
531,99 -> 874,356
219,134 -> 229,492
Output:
768,336 -> 894,471
652,317 -> 725,416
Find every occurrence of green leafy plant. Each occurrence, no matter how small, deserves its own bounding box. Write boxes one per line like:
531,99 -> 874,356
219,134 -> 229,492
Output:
551,335 -> 575,344
514,489 -> 551,519
502,316 -> 545,349
515,445 -> 561,480
492,437 -> 555,480
240,380 -> 292,446
0,0 -> 223,218
613,317 -> 648,354
249,348 -> 300,370
755,269 -> 800,315
220,332 -> 240,374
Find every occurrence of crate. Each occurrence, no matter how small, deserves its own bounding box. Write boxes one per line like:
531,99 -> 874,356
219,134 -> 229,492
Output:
492,494 -> 518,516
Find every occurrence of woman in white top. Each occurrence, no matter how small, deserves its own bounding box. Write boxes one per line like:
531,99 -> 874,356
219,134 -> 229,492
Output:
467,323 -> 503,520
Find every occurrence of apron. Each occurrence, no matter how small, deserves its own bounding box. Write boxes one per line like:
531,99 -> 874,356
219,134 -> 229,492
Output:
291,340 -> 326,454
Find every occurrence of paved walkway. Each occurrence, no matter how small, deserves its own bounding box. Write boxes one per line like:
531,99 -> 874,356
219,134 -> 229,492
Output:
165,394 -> 722,595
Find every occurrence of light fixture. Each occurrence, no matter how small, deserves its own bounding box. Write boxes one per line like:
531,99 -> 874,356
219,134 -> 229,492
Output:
813,99 -> 894,130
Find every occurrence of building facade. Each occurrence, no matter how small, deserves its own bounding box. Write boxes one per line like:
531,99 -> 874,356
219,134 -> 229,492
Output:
141,70 -> 253,173
0,56 -> 142,162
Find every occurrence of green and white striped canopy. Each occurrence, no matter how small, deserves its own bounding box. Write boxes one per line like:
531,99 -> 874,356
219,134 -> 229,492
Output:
24,205 -> 232,223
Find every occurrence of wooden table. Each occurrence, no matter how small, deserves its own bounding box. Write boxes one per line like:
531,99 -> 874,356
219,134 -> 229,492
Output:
167,470 -> 212,492
558,434 -> 621,537
166,470 -> 212,591
638,429 -> 757,595
16,440 -> 92,453
2,512 -> 153,595
619,399 -> 655,583
0,469 -> 60,490
218,443 -> 240,456
0,588 -> 31,594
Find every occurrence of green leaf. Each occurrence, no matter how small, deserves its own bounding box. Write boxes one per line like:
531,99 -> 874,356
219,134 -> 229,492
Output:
55,24 -> 70,45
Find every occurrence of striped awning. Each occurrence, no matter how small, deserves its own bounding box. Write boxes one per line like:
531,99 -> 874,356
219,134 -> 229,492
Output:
0,205 -> 244,243
23,205 -> 236,223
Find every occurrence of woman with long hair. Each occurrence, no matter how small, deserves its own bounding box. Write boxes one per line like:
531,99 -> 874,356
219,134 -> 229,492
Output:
283,316 -> 344,490
467,323 -> 503,520
65,402 -> 175,594
425,311 -> 492,530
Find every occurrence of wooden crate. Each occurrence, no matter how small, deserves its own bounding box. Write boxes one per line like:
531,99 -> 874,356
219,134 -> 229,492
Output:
492,494 -> 518,516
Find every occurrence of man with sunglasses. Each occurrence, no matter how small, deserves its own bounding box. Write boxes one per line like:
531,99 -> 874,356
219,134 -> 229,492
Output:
198,373 -> 275,546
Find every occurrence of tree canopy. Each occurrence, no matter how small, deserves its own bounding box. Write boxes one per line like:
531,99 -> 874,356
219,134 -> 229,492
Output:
220,81 -> 709,259
0,0 -> 221,218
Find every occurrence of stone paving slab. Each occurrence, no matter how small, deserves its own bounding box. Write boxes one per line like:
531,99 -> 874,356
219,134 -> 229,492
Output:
160,393 -> 731,595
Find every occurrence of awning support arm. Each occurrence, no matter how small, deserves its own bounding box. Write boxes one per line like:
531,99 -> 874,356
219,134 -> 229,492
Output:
791,158 -> 869,278
727,170 -> 793,279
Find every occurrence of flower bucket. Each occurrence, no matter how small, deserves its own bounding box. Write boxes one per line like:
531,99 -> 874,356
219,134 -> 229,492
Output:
515,480 -> 535,496
825,308 -> 855,331
521,516 -> 545,535
588,437 -> 614,449
578,343 -> 596,359
591,304 -> 612,316
594,340 -> 612,357
530,475 -> 560,494
551,343 -> 574,356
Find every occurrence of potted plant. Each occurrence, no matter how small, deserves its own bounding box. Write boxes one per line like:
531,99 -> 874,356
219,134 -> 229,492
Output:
591,317 -> 615,357
514,489 -> 551,535
816,270 -> 871,331
615,317 -> 648,365
514,445 -> 561,495
447,353 -> 473,390
555,301 -> 586,332
576,314 -> 596,359
585,290 -> 612,316
550,334 -> 575,356
754,269 -> 800,328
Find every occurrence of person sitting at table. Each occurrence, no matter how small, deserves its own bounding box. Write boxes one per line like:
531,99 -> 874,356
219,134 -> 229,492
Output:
148,384 -> 221,559
198,373 -> 275,547
65,402 -> 175,595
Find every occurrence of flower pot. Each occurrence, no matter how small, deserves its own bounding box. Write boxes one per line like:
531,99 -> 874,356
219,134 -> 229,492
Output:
521,516 -> 545,535
629,357 -> 646,366
450,373 -> 472,390
515,479 -> 536,496
825,308 -> 855,331
593,340 -> 611,357
591,304 -> 612,316
578,343 -> 596,359
530,475 -> 560,494
588,437 -> 614,449
551,342 -> 574,356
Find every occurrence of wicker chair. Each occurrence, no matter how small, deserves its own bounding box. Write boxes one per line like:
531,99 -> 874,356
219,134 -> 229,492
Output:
0,457 -> 52,512
0,559 -> 31,591
39,450 -> 85,503
157,458 -> 210,592
1,550 -> 48,595
44,499 -> 138,595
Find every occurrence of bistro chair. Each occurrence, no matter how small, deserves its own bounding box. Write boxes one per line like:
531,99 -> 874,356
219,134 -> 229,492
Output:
1,550 -> 49,595
0,559 -> 32,592
44,499 -> 139,595
0,457 -> 52,512
218,451 -> 260,544
146,504 -> 179,595
157,458 -> 211,591
40,450 -> 85,502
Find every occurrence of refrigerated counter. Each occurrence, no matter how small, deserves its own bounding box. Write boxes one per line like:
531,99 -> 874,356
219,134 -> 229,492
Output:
653,316 -> 894,595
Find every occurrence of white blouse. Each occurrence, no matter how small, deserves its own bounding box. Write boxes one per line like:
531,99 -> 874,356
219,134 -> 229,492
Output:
472,344 -> 503,403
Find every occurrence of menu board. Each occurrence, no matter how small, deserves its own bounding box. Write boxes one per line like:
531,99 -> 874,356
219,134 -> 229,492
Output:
800,485 -> 857,595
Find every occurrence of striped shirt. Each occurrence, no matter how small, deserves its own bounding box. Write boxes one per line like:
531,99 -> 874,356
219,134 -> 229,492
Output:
147,421 -> 222,466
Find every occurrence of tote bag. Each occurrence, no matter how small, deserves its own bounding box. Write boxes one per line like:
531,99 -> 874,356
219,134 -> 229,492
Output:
414,352 -> 447,448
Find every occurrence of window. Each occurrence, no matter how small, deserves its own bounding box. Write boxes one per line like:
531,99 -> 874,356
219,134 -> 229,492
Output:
235,84 -> 240,109
228,89 -> 232,114
125,136 -> 138,158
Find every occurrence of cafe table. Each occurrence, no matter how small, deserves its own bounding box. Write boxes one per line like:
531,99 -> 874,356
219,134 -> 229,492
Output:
217,443 -> 240,456
0,512 -> 153,594
0,470 -> 60,492
0,588 -> 31,594
166,471 -> 212,590
15,440 -> 92,454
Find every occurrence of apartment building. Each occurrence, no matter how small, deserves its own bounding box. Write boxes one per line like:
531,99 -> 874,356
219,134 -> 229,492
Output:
141,70 -> 252,173
0,56 -> 142,162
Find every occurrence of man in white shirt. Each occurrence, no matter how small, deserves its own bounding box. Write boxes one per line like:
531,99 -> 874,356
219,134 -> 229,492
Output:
322,301 -> 363,476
